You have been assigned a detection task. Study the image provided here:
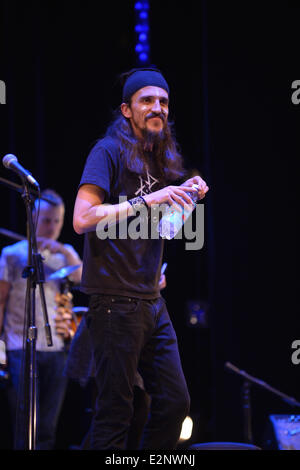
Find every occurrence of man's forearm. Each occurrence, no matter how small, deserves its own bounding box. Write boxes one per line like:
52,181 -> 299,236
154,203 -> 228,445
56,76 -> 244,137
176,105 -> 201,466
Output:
75,200 -> 134,234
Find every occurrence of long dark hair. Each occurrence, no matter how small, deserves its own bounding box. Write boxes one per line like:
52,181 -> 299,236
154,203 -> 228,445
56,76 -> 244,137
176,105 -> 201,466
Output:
104,109 -> 186,186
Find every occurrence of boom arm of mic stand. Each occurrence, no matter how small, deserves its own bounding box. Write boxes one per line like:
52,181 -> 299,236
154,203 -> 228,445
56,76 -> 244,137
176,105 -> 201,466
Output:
225,362 -> 300,407
0,176 -> 40,198
0,176 -> 57,206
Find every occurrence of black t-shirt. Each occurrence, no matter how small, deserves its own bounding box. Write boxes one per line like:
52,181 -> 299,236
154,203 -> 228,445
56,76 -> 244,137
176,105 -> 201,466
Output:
79,136 -> 164,299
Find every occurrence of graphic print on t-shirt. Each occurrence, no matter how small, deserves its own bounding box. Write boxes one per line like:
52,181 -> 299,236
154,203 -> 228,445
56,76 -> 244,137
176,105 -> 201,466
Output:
134,170 -> 159,196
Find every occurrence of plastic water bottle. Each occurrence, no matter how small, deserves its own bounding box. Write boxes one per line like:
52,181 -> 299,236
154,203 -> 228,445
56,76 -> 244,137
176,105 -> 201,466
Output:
158,184 -> 199,239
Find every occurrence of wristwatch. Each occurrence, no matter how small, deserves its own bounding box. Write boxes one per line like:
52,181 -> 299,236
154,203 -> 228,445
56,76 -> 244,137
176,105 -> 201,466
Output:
128,196 -> 149,216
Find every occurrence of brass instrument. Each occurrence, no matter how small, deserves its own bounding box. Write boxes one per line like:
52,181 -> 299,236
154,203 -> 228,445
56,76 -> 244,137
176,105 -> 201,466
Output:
50,265 -> 83,341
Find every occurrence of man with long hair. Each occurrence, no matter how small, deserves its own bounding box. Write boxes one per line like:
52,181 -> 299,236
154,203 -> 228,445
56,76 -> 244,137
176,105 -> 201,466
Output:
73,68 -> 209,450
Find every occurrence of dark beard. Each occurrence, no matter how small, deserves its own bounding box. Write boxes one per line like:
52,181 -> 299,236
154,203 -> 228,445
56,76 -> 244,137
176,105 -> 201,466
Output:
139,127 -> 169,180
141,126 -> 168,155
142,124 -> 166,146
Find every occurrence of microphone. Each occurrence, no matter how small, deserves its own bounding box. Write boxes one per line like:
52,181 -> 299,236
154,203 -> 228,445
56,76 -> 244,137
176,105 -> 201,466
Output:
2,154 -> 39,188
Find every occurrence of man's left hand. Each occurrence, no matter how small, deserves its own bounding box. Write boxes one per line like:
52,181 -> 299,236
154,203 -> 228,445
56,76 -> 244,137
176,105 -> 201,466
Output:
182,175 -> 209,200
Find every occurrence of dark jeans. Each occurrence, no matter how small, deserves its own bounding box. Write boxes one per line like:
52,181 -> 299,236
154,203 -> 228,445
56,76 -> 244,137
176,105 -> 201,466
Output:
85,294 -> 190,450
6,350 -> 68,450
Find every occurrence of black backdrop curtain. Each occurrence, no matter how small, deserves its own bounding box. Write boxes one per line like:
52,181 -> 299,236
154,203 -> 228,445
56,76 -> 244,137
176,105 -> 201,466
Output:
205,2 -> 300,443
0,1 -> 299,449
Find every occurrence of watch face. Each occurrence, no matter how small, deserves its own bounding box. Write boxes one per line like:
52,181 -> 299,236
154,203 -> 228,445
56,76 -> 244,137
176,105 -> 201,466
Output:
134,201 -> 144,211
130,197 -> 148,216
135,197 -> 144,206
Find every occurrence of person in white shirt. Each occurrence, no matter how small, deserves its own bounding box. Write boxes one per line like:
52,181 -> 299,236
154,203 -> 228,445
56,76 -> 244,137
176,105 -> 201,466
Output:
0,189 -> 82,449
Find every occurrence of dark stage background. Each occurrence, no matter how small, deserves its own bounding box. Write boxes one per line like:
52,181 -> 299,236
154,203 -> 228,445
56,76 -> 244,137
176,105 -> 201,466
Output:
0,1 -> 299,450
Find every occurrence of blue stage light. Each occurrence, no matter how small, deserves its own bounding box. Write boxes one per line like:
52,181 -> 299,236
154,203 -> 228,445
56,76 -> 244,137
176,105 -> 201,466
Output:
134,1 -> 150,65
135,44 -> 150,53
139,53 -> 148,62
135,43 -> 143,52
139,33 -> 147,42
135,24 -> 149,32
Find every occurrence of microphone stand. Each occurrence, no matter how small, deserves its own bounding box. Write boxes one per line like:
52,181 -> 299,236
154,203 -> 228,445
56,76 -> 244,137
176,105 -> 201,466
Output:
242,379 -> 253,444
22,182 -> 53,450
0,174 -> 53,450
225,362 -> 300,445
